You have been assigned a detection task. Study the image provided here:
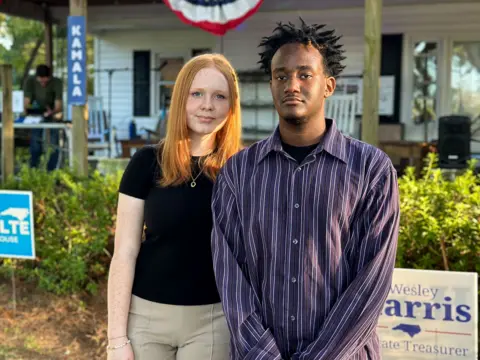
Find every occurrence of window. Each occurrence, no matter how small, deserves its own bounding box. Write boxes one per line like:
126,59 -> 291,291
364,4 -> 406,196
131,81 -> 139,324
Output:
451,41 -> 480,126
411,41 -> 438,126
191,48 -> 211,57
133,51 -> 151,116
155,57 -> 183,116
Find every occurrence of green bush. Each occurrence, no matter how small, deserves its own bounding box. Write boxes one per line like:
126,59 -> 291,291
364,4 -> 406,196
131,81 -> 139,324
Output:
1,165 -> 122,295
398,153 -> 480,275
0,153 -> 478,296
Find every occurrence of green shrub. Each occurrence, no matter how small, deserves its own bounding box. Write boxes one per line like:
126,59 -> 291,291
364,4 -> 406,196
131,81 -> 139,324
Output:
398,152 -> 480,275
1,165 -> 122,295
0,152 -> 478,296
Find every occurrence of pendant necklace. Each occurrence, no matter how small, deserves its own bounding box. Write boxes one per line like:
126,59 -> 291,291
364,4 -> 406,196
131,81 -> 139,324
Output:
190,162 -> 205,188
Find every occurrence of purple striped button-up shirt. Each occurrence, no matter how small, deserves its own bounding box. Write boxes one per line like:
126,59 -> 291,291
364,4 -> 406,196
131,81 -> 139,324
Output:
211,120 -> 400,360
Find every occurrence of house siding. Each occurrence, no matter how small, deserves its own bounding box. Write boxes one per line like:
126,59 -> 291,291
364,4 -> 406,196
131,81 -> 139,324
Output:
94,2 -> 480,141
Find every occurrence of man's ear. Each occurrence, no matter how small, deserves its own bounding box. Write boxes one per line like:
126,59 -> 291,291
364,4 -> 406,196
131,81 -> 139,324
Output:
325,76 -> 336,98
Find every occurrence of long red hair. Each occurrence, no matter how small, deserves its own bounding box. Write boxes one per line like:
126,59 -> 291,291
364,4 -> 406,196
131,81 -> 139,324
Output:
158,53 -> 242,187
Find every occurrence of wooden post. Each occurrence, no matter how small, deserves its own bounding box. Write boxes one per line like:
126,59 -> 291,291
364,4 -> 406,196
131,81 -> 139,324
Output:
361,0 -> 382,147
70,0 -> 88,176
44,8 -> 53,148
1,65 -> 14,183
45,8 -> 53,70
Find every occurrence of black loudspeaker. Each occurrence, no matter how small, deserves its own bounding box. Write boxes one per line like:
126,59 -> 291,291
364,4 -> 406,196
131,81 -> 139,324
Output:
438,115 -> 471,169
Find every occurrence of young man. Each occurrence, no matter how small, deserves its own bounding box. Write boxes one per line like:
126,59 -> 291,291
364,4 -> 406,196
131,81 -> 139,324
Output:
23,64 -> 63,170
211,19 -> 400,360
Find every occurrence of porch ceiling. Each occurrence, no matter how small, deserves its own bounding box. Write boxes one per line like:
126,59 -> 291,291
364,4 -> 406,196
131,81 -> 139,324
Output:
24,0 -> 158,5
18,0 -> 480,7
0,0 -> 166,23
1,0 -> 479,29
260,0 -> 480,11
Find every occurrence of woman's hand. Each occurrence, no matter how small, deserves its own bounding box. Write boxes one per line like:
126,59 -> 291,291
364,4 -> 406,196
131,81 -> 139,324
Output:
107,337 -> 134,360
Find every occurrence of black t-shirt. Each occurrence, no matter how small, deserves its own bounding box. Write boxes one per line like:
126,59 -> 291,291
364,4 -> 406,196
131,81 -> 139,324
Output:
118,145 -> 220,305
281,140 -> 319,164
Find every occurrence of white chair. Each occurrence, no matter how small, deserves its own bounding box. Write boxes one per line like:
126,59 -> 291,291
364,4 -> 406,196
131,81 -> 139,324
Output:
325,94 -> 357,137
66,96 -> 113,159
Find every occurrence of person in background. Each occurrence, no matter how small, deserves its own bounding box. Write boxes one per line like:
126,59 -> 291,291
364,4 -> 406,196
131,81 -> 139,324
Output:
23,64 -> 63,170
107,53 -> 242,360
211,19 -> 400,360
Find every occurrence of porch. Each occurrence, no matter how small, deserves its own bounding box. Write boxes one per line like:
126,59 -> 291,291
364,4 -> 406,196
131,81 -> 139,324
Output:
90,0 -> 480,174
1,0 -> 480,176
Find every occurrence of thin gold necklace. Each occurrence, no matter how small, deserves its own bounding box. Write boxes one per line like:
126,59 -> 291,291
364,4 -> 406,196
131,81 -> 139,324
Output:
190,161 -> 205,188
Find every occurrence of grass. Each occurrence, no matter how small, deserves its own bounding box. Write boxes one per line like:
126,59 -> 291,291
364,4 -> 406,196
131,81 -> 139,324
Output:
0,276 -> 107,360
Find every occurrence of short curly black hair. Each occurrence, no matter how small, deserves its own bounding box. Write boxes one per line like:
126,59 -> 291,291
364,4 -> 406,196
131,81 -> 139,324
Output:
258,18 -> 346,78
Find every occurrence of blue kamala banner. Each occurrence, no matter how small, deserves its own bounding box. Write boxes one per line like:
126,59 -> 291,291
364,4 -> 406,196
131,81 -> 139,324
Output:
67,16 -> 87,105
0,190 -> 35,259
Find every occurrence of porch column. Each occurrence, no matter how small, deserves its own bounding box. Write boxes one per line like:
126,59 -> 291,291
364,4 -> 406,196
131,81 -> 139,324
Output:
69,0 -> 88,176
361,0 -> 382,147
1,65 -> 14,183
44,7 -> 53,70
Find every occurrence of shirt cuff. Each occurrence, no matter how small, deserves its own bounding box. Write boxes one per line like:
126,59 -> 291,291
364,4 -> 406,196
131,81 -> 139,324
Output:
245,329 -> 283,360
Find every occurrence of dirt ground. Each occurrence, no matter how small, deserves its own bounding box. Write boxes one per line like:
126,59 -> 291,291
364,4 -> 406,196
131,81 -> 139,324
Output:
0,276 -> 108,360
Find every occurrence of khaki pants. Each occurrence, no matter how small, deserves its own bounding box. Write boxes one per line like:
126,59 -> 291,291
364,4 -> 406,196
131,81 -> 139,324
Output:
127,295 -> 230,360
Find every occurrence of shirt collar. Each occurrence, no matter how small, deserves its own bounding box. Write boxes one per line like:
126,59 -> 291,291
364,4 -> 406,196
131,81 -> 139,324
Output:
257,118 -> 348,164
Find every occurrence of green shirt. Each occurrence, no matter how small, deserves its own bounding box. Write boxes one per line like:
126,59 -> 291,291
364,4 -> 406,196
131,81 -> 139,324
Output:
24,76 -> 63,110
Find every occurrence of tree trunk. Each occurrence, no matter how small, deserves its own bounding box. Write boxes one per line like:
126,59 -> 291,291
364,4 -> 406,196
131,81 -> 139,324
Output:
21,35 -> 44,89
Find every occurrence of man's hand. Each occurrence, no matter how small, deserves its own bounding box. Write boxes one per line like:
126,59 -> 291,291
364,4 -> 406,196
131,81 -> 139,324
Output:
43,107 -> 53,118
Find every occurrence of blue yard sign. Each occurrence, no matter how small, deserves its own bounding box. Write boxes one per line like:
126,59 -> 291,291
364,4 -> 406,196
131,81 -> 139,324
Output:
0,190 -> 35,259
67,16 -> 87,105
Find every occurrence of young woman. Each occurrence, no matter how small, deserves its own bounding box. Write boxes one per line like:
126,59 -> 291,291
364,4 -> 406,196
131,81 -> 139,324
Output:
107,53 -> 242,360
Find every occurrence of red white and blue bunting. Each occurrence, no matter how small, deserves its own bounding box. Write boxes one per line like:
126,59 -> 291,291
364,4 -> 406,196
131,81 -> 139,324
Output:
163,0 -> 264,36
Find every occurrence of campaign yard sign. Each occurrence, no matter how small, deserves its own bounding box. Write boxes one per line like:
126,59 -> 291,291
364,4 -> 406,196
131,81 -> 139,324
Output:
0,190 -> 35,259
378,268 -> 478,359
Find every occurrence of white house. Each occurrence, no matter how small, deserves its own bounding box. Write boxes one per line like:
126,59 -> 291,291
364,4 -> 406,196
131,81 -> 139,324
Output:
53,0 -> 480,150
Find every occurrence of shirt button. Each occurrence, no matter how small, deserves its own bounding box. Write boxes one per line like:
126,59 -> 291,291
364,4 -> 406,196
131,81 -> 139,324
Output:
294,203 -> 300,208
293,239 -> 298,244
290,315 -> 296,321
291,277 -> 297,283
